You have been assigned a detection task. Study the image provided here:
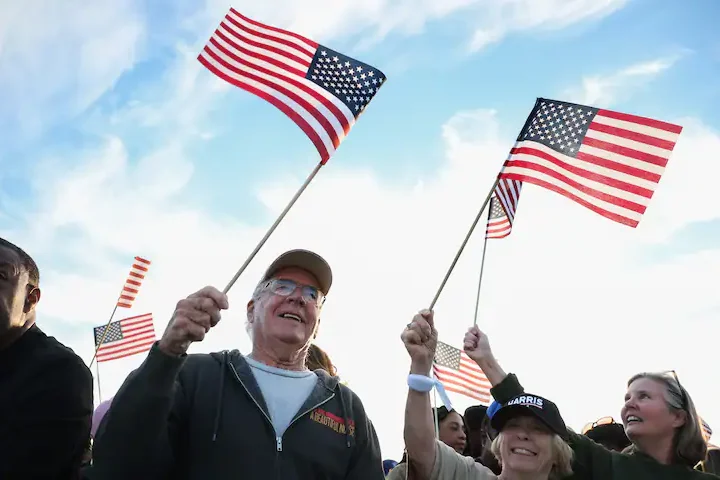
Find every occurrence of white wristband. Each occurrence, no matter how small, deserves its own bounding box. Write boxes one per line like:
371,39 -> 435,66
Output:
407,374 -> 454,412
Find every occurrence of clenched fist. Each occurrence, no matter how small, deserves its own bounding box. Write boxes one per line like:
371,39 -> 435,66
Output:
462,325 -> 493,364
400,309 -> 438,374
159,286 -> 229,357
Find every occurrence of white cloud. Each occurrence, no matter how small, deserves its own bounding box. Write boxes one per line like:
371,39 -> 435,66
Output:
563,55 -> 682,106
557,55 -> 720,242
190,0 -> 627,56
0,0 -> 631,140
10,102 -> 719,459
193,0 -> 480,45
0,0 -> 145,135
468,0 -> 628,52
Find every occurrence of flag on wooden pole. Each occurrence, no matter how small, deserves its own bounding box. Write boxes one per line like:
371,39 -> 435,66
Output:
93,313 -> 156,362
433,341 -> 492,404
198,8 -> 387,164
117,257 -> 151,308
499,98 -> 682,227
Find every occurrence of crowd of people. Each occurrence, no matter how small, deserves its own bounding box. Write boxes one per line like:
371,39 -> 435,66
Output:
1,236 -> 718,479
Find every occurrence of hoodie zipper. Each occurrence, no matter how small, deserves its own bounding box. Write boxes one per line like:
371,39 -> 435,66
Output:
276,394 -> 336,452
229,360 -> 337,477
228,361 -> 275,429
229,362 -> 284,480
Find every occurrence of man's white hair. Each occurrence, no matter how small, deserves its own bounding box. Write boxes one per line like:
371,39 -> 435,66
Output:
245,280 -> 268,341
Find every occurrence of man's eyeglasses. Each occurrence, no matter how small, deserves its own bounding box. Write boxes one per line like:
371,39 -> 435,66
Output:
262,279 -> 325,305
581,416 -> 618,435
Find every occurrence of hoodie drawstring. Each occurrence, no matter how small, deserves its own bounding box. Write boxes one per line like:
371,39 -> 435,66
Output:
337,385 -> 351,448
212,351 -> 227,442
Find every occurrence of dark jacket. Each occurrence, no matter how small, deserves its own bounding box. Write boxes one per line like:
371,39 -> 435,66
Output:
93,343 -> 384,480
0,324 -> 94,479
491,374 -> 717,480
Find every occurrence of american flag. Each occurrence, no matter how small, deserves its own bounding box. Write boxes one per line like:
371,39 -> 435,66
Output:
198,8 -> 386,164
499,98 -> 682,227
486,195 -> 512,239
433,341 -> 492,404
494,177 -> 523,226
93,313 -> 155,362
701,418 -> 712,442
117,256 -> 151,309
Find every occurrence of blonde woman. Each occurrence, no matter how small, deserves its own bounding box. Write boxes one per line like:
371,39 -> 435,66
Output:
463,325 -> 716,480
306,343 -> 337,376
391,310 -> 573,480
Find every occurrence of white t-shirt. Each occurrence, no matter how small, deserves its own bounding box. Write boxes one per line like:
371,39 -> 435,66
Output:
245,356 -> 318,437
386,441 -> 497,480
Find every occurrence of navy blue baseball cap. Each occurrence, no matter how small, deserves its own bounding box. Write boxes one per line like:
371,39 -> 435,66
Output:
490,393 -> 568,440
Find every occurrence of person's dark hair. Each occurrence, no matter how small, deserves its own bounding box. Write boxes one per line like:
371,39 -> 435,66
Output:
433,406 -> 455,425
0,238 -> 40,286
306,343 -> 337,376
464,405 -> 488,431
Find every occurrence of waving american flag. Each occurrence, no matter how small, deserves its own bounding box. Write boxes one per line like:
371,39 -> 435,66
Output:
434,341 -> 492,405
198,9 -> 387,164
499,98 -> 682,227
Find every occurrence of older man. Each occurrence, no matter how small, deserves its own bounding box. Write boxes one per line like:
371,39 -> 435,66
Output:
93,249 -> 384,479
0,237 -> 93,479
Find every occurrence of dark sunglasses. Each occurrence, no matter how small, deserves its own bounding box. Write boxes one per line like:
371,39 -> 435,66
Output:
663,370 -> 689,410
262,278 -> 325,305
582,416 -> 619,435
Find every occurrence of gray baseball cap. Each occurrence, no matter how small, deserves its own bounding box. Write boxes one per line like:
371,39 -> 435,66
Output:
261,249 -> 333,295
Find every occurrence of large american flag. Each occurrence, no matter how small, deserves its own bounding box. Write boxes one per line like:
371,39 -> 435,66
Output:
433,341 -> 492,404
499,98 -> 682,227
198,8 -> 386,164
117,257 -> 151,309
93,313 -> 156,363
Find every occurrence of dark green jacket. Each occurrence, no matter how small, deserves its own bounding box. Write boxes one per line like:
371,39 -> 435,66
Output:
491,374 -> 717,480
92,343 -> 383,480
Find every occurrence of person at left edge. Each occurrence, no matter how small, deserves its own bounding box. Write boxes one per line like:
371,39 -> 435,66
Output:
93,249 -> 384,480
0,237 -> 93,479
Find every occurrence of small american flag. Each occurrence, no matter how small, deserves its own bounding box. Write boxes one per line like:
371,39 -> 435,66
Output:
198,8 -> 387,164
494,177 -> 523,226
499,98 -> 682,227
486,195 -> 512,239
701,418 -> 712,442
433,341 -> 492,404
93,313 -> 156,362
117,257 -> 151,308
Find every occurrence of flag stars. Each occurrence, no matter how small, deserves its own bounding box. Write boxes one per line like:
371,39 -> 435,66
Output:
308,46 -> 385,118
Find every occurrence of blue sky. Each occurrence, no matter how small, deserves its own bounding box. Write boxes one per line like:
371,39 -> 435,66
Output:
1,0 -> 719,458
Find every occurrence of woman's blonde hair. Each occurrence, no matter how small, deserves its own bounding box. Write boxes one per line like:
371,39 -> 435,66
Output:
306,343 -> 337,376
490,430 -> 573,479
624,372 -> 707,467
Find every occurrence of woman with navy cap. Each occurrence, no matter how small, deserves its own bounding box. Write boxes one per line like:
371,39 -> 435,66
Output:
392,310 -> 573,480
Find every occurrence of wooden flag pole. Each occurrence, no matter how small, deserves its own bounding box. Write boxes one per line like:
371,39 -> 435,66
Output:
428,177 -> 500,310
223,162 -> 323,294
89,303 -> 120,369
472,232 -> 490,326
433,389 -> 440,440
95,361 -> 103,404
